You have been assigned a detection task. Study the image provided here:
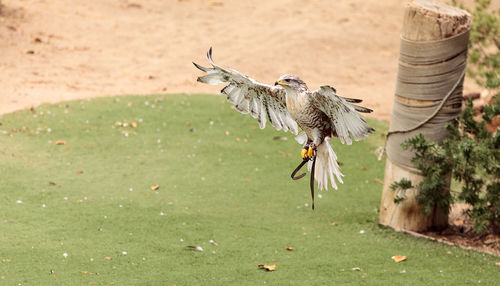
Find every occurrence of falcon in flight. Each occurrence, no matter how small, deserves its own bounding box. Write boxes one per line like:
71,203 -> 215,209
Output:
194,48 -> 374,207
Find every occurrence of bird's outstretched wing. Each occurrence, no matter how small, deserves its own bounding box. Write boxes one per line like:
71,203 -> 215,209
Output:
310,86 -> 374,145
193,48 -> 298,135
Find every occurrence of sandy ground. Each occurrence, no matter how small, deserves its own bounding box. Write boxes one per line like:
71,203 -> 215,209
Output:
0,0 -> 402,120
0,0 -> 480,120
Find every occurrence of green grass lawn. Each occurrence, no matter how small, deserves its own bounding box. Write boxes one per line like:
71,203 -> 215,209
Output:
0,94 -> 498,285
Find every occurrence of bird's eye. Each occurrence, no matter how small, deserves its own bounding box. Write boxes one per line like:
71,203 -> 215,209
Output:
284,79 -> 289,82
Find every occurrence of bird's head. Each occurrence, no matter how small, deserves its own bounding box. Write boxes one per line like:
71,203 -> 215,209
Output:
274,74 -> 308,91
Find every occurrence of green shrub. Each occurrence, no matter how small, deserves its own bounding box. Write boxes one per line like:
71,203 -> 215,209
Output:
391,99 -> 499,234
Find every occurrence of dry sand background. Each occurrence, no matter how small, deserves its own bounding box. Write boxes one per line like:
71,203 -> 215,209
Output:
0,0 -> 479,120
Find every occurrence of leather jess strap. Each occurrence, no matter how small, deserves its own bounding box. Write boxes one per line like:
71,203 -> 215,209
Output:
291,156 -> 317,210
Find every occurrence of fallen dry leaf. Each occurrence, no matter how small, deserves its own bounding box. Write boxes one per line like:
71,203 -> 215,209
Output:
352,267 -> 361,271
374,178 -> 384,185
1,259 -> 11,262
330,221 -> 339,226
453,219 -> 464,227
484,237 -> 500,245
151,184 -> 160,191
258,264 -> 276,271
105,257 -> 112,260
273,136 -> 288,141
76,169 -> 84,174
5,24 -> 20,31
55,140 -> 66,145
392,255 -> 407,263
80,271 -> 89,274
186,246 -> 203,252
278,150 -> 291,157
130,121 -> 138,128
286,246 -> 294,251
495,262 -> 500,266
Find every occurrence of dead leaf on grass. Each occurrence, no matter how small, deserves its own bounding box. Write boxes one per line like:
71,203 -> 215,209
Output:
130,121 -> 138,128
330,221 -> 339,226
392,255 -> 407,263
278,150 -> 291,157
76,169 -> 84,174
55,140 -> 66,145
1,259 -> 11,262
351,267 -> 361,271
80,271 -> 89,274
185,246 -> 203,252
286,246 -> 294,251
151,184 -> 160,191
258,264 -> 276,271
105,257 -> 113,260
273,136 -> 288,141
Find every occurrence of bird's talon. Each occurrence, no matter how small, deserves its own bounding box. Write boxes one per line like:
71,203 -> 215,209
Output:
301,148 -> 308,159
307,146 -> 314,159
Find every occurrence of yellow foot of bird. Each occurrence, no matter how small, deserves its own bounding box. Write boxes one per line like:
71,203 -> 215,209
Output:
307,146 -> 314,159
301,146 -> 315,160
301,148 -> 308,159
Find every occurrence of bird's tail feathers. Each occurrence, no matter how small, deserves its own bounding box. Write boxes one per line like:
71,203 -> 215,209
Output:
308,137 -> 343,190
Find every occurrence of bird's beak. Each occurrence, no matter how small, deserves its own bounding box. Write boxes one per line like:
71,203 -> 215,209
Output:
275,79 -> 289,86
